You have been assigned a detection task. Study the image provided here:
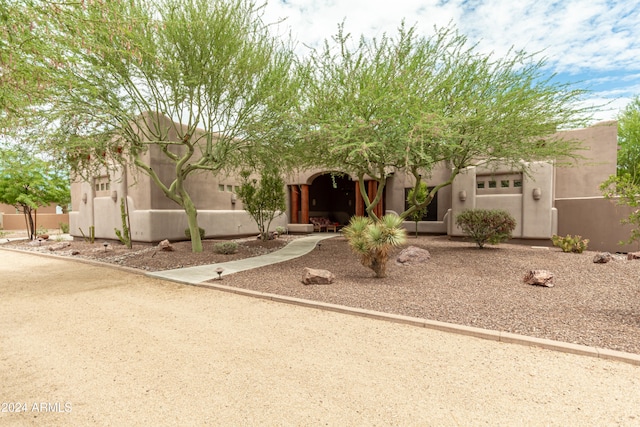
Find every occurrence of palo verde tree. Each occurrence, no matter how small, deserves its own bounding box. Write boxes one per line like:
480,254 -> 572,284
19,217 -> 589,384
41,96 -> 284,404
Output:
0,145 -> 70,240
17,0 -> 301,252
236,166 -> 286,241
407,181 -> 428,238
600,95 -> 640,246
299,23 -> 591,222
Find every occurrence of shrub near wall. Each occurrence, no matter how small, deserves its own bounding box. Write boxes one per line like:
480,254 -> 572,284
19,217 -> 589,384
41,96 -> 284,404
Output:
455,209 -> 516,248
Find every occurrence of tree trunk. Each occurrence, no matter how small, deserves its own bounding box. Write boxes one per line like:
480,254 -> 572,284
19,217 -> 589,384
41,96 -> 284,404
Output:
182,192 -> 203,253
370,251 -> 387,278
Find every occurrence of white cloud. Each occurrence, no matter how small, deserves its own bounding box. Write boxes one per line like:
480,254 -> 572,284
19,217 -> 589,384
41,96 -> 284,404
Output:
263,0 -> 640,121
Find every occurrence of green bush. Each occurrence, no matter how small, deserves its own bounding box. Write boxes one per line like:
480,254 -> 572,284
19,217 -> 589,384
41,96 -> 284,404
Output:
275,226 -> 287,235
455,209 -> 516,249
213,241 -> 238,255
551,234 -> 589,253
59,222 -> 70,233
185,227 -> 205,240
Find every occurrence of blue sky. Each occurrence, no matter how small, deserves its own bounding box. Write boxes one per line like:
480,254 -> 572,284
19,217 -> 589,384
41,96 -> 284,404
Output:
263,0 -> 640,123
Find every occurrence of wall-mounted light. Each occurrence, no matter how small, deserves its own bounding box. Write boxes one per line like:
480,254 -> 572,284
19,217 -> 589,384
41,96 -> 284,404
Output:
111,191 -> 118,202
312,198 -> 316,206
231,193 -> 237,204
82,193 -> 87,204
458,190 -> 467,202
532,188 -> 542,200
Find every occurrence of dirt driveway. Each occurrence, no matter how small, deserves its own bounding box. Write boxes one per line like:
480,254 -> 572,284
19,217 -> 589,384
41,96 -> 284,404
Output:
1,249 -> 640,426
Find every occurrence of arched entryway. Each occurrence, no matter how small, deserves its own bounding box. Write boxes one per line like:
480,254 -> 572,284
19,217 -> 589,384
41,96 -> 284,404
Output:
288,173 -> 385,227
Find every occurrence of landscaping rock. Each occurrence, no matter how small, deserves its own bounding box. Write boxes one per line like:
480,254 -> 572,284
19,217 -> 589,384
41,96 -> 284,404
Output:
523,270 -> 554,287
158,239 -> 174,251
395,246 -> 431,266
593,252 -> 613,263
302,267 -> 335,285
49,242 -> 72,251
628,251 -> 640,260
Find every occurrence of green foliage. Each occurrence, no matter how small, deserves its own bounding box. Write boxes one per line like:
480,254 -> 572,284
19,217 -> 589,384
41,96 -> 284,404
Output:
299,23 -> 590,221
13,0 -> 301,252
79,226 -> 95,244
616,96 -> 640,184
551,234 -> 589,253
600,97 -> 640,247
236,167 -> 286,241
342,214 -> 407,278
455,209 -> 516,249
275,226 -> 287,235
407,182 -> 428,238
213,241 -> 239,255
0,146 -> 70,240
114,199 -> 132,248
59,222 -> 70,234
185,227 -> 205,241
36,225 -> 48,237
600,174 -> 640,245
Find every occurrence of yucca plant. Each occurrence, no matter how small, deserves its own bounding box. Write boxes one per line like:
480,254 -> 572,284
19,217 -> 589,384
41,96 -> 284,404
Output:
342,214 -> 407,278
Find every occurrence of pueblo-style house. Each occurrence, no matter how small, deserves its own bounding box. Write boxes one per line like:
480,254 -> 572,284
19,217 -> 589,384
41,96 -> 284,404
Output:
69,118 -> 637,252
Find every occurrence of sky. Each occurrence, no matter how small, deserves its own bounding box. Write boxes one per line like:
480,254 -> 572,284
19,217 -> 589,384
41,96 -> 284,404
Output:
263,0 -> 640,124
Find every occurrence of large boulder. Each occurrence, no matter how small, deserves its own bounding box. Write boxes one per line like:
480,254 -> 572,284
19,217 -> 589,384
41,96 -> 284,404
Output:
523,270 -> 555,287
302,267 -> 335,285
395,246 -> 431,266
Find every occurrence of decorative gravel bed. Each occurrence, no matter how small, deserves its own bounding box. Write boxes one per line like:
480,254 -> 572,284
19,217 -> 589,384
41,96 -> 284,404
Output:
3,233 -> 639,354
211,235 -> 640,355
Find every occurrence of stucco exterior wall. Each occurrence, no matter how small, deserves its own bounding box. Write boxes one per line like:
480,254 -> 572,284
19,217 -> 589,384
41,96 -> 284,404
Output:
556,197 -> 638,253
67,117 -> 623,247
554,121 -> 617,199
448,162 -> 557,239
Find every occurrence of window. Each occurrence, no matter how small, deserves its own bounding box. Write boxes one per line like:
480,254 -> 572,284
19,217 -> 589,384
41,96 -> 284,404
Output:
476,173 -> 523,195
94,175 -> 111,196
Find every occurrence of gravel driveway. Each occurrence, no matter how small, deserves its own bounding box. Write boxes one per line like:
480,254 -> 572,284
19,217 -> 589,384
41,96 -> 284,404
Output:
1,249 -> 640,426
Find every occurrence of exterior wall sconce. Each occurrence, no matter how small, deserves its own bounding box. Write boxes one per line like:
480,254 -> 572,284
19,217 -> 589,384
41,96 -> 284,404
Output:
82,193 -> 87,204
111,191 -> 118,202
532,188 -> 542,200
231,193 -> 237,204
458,190 -> 467,202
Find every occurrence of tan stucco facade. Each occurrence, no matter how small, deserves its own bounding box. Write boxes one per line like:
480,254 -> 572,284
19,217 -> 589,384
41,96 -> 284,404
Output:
69,120 -> 631,252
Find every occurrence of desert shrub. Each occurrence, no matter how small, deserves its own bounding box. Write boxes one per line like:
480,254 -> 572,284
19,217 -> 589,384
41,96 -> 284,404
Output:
36,225 -> 48,237
185,227 -> 205,240
342,214 -> 407,278
213,241 -> 238,254
59,222 -> 70,233
455,209 -> 516,249
275,226 -> 287,235
552,234 -> 589,253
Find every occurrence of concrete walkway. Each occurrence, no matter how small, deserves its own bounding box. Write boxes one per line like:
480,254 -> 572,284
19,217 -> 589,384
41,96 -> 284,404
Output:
148,233 -> 337,284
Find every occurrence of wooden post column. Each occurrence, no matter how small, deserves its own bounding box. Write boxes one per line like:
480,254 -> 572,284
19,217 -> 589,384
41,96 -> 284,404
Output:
290,186 -> 299,224
300,184 -> 310,225
355,181 -> 365,217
